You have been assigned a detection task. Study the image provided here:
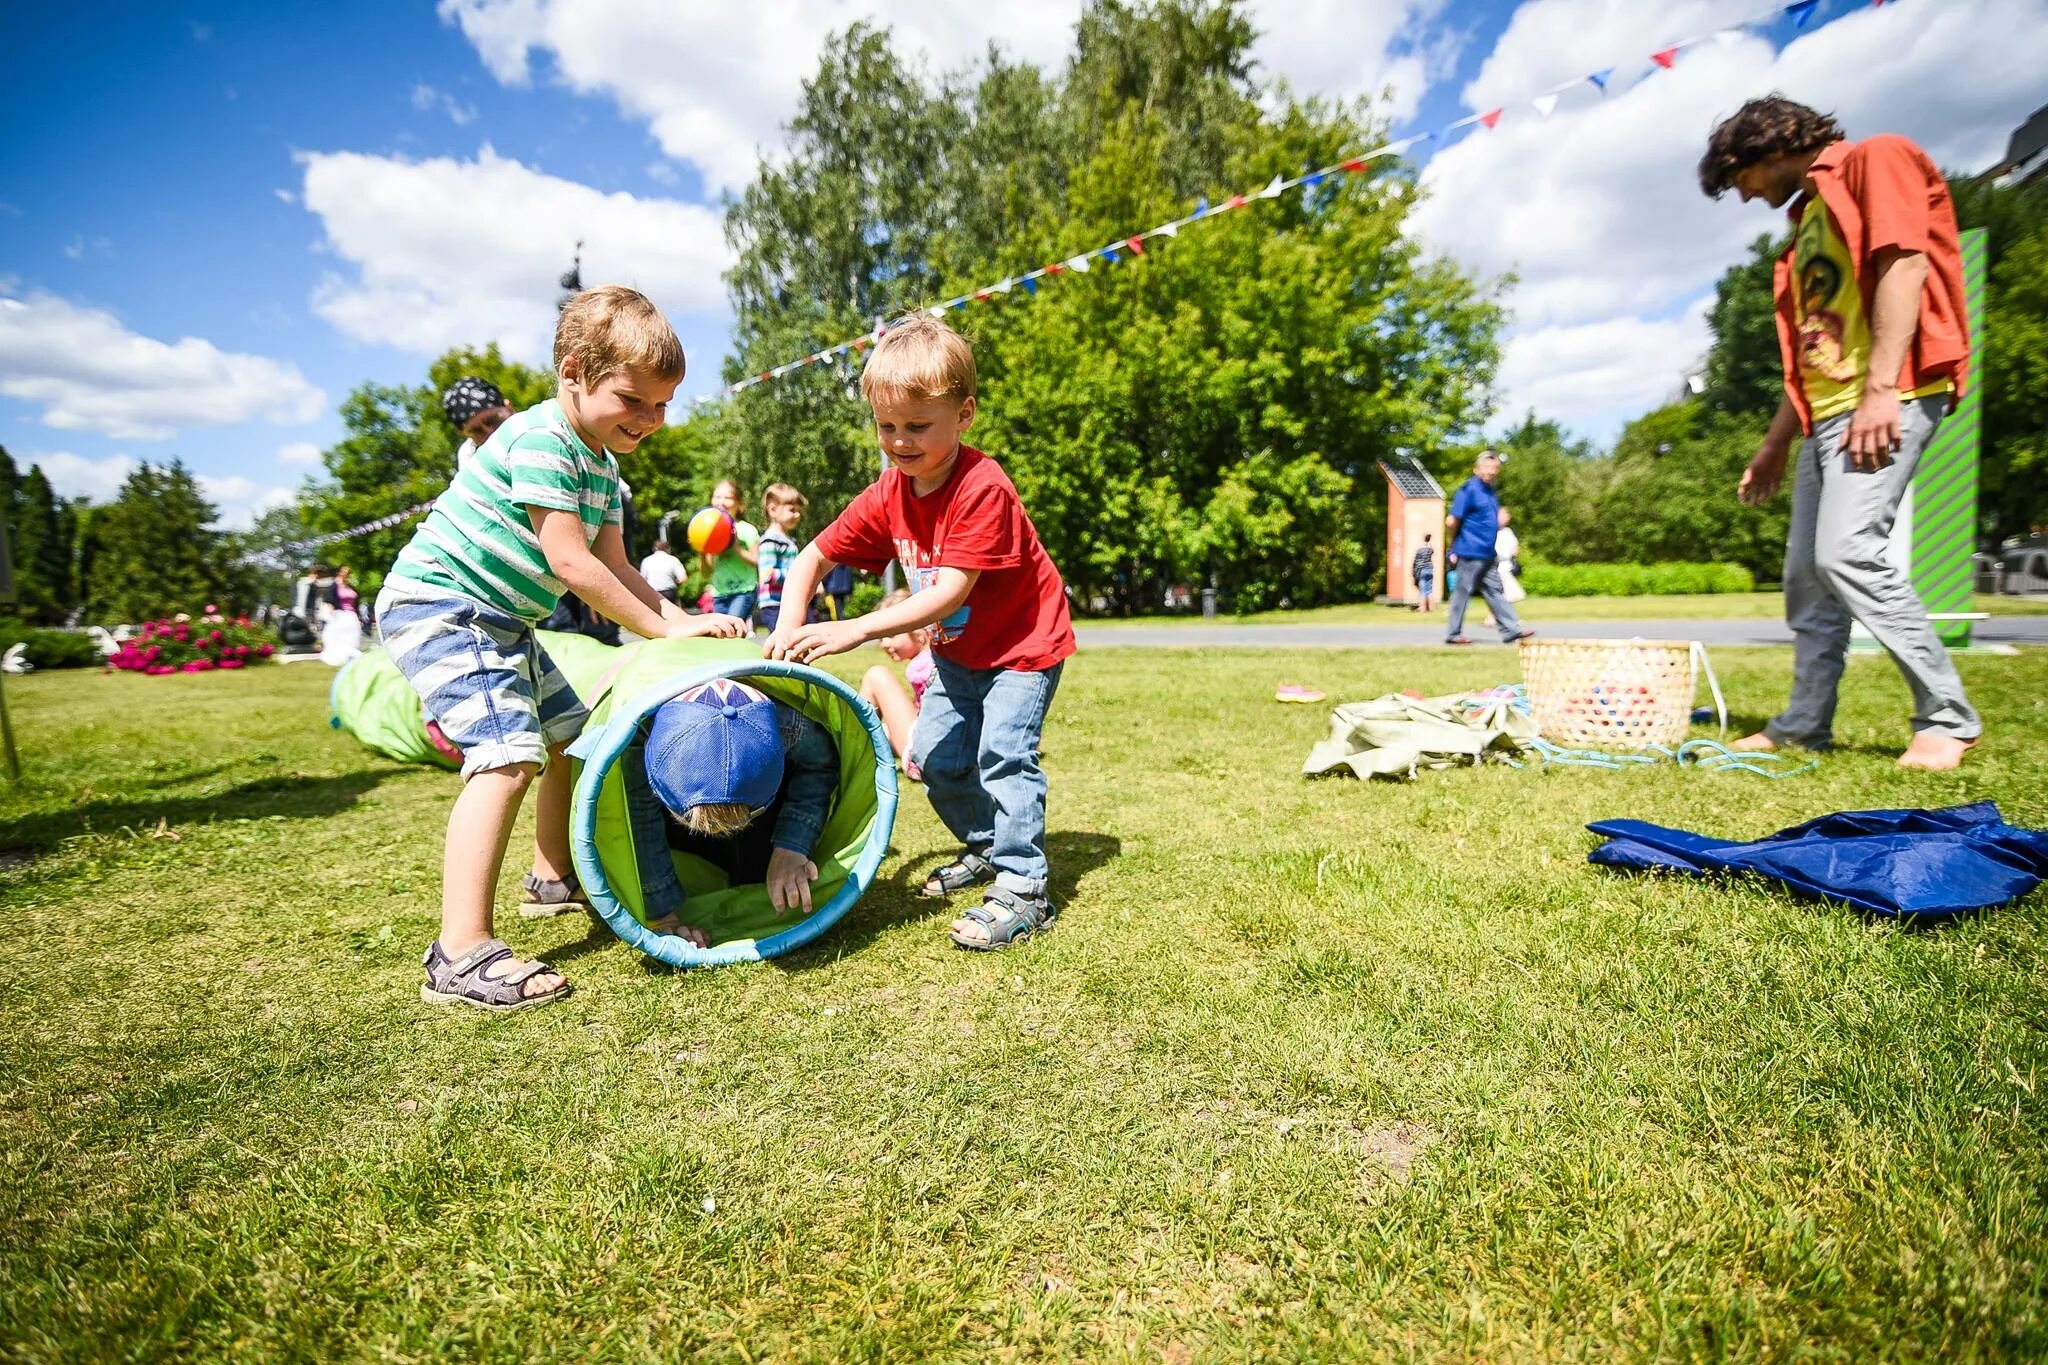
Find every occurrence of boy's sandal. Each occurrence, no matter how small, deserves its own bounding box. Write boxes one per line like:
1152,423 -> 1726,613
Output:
420,938 -> 572,1012
918,851 -> 995,899
949,888 -> 1056,951
518,872 -> 590,919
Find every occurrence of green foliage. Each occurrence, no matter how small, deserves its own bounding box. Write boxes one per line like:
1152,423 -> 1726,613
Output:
80,461 -> 235,625
716,3 -> 1499,610
1699,233 -> 1784,420
0,450 -> 81,625
1519,561 -> 1755,597
1953,173 -> 2048,542
0,618 -> 100,669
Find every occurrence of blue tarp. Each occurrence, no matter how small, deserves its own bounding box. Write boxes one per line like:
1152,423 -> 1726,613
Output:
1588,802 -> 2048,921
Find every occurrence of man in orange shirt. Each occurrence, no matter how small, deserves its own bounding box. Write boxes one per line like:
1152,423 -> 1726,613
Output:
1700,97 -> 1979,771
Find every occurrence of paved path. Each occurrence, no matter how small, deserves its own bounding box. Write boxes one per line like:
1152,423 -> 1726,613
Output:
1074,616 -> 2048,649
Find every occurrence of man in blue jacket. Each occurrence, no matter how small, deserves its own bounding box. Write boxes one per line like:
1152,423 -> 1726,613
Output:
1443,451 -> 1535,646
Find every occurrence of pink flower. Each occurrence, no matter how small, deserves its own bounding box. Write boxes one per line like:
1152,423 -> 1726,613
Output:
219,659 -> 244,670
258,643 -> 274,657
147,665 -> 175,676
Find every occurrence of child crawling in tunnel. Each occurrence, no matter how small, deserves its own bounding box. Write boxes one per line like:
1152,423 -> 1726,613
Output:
621,678 -> 841,944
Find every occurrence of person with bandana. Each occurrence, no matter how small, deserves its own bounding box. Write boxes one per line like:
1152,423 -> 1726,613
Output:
441,377 -> 515,475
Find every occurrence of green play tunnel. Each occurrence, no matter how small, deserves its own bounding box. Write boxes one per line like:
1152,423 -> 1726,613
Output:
331,632 -> 898,968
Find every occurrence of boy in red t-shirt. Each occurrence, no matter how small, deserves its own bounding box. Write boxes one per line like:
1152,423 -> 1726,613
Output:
765,315 -> 1076,949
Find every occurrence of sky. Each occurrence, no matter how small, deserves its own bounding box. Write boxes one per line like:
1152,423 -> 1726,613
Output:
2,0 -> 2042,530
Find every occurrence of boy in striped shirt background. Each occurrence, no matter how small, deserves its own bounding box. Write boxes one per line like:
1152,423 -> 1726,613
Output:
378,286 -> 746,1011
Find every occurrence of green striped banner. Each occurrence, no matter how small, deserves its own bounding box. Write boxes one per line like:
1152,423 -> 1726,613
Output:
1912,226 -> 1985,646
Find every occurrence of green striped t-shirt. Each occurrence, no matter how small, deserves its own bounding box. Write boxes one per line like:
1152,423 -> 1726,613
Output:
386,398 -> 623,621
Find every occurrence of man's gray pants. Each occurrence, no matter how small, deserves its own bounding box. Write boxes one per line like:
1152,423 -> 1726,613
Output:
1444,556 -> 1523,643
1769,393 -> 1980,748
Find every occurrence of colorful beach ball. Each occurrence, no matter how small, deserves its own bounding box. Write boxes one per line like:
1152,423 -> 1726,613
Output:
686,506 -> 735,556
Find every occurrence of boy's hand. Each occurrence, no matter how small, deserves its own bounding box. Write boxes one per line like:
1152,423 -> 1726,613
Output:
766,847 -> 819,916
773,619 -> 867,665
667,613 -> 748,640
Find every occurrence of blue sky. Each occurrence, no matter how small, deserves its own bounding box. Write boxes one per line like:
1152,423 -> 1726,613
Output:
3,0 -> 2041,529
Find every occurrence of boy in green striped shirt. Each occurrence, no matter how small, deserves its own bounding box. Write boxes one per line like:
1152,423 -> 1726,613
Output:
378,286 -> 746,1011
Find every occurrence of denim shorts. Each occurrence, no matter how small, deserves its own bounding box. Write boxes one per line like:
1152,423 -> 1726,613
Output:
375,587 -> 587,777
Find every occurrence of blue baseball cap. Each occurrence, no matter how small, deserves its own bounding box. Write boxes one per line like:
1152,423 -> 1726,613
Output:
643,679 -> 785,816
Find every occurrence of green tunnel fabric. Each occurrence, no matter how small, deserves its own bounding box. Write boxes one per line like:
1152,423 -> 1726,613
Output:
328,630 -> 899,969
328,629 -> 628,769
568,637 -> 898,969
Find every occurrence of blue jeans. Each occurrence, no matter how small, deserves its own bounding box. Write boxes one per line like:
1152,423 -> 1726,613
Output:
713,591 -> 756,626
910,657 -> 1063,898
1444,556 -> 1522,641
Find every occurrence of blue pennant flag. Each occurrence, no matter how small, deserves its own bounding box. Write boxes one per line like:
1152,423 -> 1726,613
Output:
1787,0 -> 1819,27
949,297 -> 968,309
1587,67 -> 1612,91
1099,245 -> 1119,264
1021,275 -> 1038,295
1302,170 -> 1326,189
1193,195 -> 1209,218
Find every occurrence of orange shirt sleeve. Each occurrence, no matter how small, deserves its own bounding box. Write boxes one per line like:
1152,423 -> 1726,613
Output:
1853,134 -> 1936,257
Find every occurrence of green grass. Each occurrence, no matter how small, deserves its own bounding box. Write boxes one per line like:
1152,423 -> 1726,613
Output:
3,649 -> 2046,1359
1094,591 -> 2048,627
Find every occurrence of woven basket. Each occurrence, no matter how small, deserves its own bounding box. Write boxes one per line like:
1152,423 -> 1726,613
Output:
1519,638 -> 1696,751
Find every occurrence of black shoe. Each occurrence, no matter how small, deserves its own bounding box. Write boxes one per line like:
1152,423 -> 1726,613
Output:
1446,636 -> 1474,645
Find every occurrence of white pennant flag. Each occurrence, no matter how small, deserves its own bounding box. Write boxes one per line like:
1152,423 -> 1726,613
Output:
994,276 -> 1014,293
1532,93 -> 1560,118
1153,221 -> 1180,237
1257,174 -> 1286,199
1711,27 -> 1747,45
1065,254 -> 1092,273
928,305 -> 946,317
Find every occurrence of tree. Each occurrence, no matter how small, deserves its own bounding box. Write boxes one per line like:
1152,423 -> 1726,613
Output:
1952,172 -> 2048,542
1492,415 -> 1613,563
1699,233 -> 1783,420
83,461 -> 230,623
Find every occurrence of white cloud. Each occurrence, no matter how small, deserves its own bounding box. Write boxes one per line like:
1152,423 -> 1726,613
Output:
411,82 -> 479,125
298,145 -> 732,360
0,292 -> 327,440
274,187 -> 296,205
28,451 -> 137,503
437,0 -> 1451,193
1411,0 -> 2048,436
198,474 -> 297,531
276,441 -> 323,466
1494,298 -> 1711,426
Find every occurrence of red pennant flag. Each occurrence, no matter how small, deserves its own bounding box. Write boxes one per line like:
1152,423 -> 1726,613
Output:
1650,46 -> 1677,68
756,371 -> 771,383
1478,108 -> 1502,130
1126,236 -> 1145,255
973,289 -> 991,301
1046,261 -> 1065,275
1226,194 -> 1246,209
1340,157 -> 1366,172
852,337 -> 868,350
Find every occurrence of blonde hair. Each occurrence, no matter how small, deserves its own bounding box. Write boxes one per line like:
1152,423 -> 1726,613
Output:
764,482 -> 807,514
860,314 -> 976,405
675,802 -> 757,838
880,588 -> 912,609
554,285 -> 684,389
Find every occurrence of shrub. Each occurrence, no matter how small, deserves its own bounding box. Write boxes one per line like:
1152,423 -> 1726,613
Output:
108,608 -> 279,675
1518,562 -> 1756,597
0,619 -> 102,670
846,579 -> 886,618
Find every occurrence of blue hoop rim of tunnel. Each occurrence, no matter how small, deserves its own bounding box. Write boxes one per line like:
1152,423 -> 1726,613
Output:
567,658 -> 900,969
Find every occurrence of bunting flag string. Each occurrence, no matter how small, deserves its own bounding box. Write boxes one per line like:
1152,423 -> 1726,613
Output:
230,499 -> 440,567
687,0 -> 1875,412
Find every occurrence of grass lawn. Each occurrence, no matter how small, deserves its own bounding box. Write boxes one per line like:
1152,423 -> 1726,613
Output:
3,646 -> 2045,1359
1095,592 -> 2048,628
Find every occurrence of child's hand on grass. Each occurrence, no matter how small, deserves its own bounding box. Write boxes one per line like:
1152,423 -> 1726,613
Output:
766,847 -> 819,916
768,619 -> 866,665
668,613 -> 747,640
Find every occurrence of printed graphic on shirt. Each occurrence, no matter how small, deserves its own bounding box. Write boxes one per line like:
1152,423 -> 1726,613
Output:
900,540 -> 972,644
1793,201 -> 1869,422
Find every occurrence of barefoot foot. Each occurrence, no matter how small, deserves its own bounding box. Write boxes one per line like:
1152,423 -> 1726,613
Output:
1897,732 -> 1977,772
1729,731 -> 1777,752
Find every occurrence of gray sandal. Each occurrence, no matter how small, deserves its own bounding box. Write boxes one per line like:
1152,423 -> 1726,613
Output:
918,850 -> 996,899
519,872 -> 590,919
420,938 -> 572,1011
948,888 -> 1055,951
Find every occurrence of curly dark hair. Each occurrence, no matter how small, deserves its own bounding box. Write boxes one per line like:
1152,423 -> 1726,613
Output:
1698,95 -> 1844,198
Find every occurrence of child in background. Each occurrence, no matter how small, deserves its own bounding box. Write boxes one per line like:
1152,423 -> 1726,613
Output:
702,479 -> 760,626
623,678 -> 840,938
858,588 -> 934,782
378,285 -> 747,1011
764,314 -> 1076,951
756,482 -> 807,634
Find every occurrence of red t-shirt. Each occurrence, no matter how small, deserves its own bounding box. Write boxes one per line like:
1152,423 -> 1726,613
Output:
816,445 -> 1076,672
